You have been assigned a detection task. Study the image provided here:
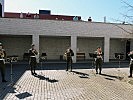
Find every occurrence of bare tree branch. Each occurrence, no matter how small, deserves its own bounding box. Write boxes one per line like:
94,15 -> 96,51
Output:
114,24 -> 133,34
110,0 -> 133,34
121,0 -> 133,9
120,13 -> 133,19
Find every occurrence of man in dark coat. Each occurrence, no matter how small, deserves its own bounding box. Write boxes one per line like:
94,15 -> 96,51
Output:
0,43 -> 7,82
128,51 -> 133,77
29,44 -> 38,75
64,47 -> 74,72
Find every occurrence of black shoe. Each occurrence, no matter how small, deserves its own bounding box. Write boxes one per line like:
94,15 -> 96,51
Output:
96,72 -> 98,74
70,69 -> 72,72
2,80 -> 7,82
128,76 -> 132,78
34,73 -> 37,75
66,70 -> 68,71
31,72 -> 34,75
99,72 -> 102,75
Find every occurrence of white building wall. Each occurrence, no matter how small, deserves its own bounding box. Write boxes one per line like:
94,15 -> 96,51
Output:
0,35 -> 32,60
104,37 -> 110,62
0,18 -> 133,62
77,37 -> 104,59
0,18 -> 132,38
40,36 -> 70,60
71,36 -> 77,63
110,39 -> 126,59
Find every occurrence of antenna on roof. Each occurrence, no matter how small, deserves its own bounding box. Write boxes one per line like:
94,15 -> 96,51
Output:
104,16 -> 106,23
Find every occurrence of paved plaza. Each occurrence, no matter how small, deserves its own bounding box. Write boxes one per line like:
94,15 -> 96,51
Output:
0,62 -> 133,100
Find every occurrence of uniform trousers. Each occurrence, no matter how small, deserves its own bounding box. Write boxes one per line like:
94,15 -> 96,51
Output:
0,60 -> 5,81
66,57 -> 72,71
95,58 -> 103,74
29,57 -> 37,74
129,60 -> 133,77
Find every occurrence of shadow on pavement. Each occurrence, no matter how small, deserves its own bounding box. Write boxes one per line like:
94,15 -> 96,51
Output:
34,74 -> 59,83
101,73 -> 124,81
0,61 -> 130,99
0,63 -> 28,99
71,71 -> 89,76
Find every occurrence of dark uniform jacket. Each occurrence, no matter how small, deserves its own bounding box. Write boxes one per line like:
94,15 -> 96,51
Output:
28,48 -> 38,66
128,53 -> 133,65
65,49 -> 74,60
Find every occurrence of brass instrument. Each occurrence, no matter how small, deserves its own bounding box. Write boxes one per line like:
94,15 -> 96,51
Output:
96,48 -> 103,59
32,49 -> 38,55
97,51 -> 102,56
0,49 -> 5,58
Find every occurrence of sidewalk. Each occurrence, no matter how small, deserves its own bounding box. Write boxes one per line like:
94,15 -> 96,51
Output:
0,63 -> 133,100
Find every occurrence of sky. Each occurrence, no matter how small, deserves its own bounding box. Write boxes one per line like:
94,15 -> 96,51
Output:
3,0 -> 133,22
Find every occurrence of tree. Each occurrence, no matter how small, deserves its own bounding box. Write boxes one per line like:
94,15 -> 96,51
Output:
121,0 -> 133,25
112,0 -> 133,34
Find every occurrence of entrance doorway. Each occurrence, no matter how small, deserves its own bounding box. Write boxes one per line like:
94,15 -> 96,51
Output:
126,40 -> 130,60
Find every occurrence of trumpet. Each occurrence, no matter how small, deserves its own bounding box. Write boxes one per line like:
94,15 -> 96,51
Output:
32,49 -> 38,55
0,49 -> 5,58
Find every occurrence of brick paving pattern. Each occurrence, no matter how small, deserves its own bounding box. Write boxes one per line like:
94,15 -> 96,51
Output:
1,65 -> 133,100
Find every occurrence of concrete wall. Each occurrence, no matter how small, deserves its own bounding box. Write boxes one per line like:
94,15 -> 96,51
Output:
40,36 -> 70,60
0,18 -> 132,38
0,18 -> 133,62
0,35 -> 128,60
0,35 -> 32,60
110,39 -> 126,59
77,37 -> 104,59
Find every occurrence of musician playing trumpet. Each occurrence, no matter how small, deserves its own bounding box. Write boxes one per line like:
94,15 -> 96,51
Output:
0,43 -> 7,82
64,47 -> 74,72
29,44 -> 38,75
95,47 -> 103,74
128,51 -> 133,77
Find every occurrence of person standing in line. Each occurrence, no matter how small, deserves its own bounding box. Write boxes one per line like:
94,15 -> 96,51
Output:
95,47 -> 103,74
64,47 -> 74,72
26,12 -> 31,18
88,17 -> 92,22
20,12 -> 23,18
29,44 -> 38,75
0,43 -> 7,82
128,51 -> 133,77
34,13 -> 39,19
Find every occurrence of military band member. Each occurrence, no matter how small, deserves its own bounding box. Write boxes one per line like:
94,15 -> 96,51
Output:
95,47 -> 103,74
0,43 -> 7,82
128,51 -> 133,77
29,44 -> 38,75
64,47 -> 74,71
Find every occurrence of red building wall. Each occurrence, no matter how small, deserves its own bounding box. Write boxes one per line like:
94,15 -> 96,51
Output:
4,12 -> 81,21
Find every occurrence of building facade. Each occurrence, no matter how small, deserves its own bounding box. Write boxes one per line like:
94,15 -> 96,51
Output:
0,17 -> 133,62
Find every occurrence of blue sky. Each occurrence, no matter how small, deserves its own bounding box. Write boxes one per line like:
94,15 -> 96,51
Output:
4,0 -> 133,22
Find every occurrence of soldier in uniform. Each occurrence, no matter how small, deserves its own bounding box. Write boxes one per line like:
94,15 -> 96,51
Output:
0,43 -> 7,82
29,44 -> 38,75
128,51 -> 133,77
95,47 -> 103,74
64,47 -> 74,71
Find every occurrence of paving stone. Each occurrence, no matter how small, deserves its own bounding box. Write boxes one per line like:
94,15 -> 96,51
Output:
1,64 -> 133,100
